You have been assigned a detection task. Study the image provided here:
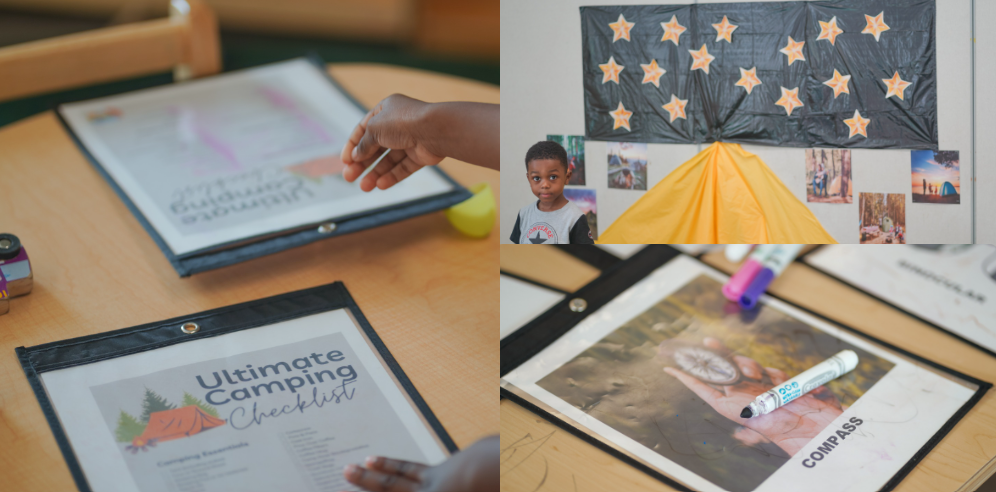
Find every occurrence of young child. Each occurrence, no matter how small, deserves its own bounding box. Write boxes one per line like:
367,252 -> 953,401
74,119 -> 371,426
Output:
509,141 -> 594,244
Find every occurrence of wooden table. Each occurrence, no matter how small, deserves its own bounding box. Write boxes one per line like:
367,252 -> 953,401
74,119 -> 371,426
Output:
0,63 -> 499,491
500,245 -> 996,492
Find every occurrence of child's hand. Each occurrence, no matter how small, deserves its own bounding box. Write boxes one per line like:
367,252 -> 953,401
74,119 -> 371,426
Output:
341,436 -> 498,492
341,94 -> 444,192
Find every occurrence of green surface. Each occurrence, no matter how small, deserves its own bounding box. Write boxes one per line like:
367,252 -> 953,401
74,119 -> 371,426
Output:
0,31 -> 499,129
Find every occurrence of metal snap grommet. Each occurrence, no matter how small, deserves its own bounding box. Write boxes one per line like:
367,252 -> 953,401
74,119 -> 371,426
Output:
180,322 -> 200,334
569,298 -> 588,313
317,223 -> 336,234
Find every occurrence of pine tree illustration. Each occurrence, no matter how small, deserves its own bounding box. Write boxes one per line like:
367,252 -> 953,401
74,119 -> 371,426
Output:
114,410 -> 146,442
140,388 -> 175,423
182,392 -> 220,418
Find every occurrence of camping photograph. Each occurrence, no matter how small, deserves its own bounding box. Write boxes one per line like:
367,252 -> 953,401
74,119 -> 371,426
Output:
860,193 -> 907,244
535,274 -> 895,492
563,188 -> 598,239
805,149 -> 852,203
607,142 -> 648,190
548,134 -> 587,185
912,150 -> 960,204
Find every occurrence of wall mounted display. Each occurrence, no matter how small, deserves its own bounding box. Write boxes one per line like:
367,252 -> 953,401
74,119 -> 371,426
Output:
859,193 -> 906,244
581,2 -> 937,149
911,150 -> 960,204
547,135 -> 587,185
607,142 -> 648,190
563,188 -> 599,239
806,149 -> 852,203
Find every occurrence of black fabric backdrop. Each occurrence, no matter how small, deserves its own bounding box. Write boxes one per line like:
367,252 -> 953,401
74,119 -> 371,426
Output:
581,1 -> 937,149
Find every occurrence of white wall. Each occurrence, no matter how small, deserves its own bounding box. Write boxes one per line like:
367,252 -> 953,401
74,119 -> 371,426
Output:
501,0 -> 976,244
976,1 -> 995,244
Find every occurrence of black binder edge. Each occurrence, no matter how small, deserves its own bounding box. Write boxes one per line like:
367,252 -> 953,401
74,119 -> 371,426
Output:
501,245 -> 991,492
16,281 -> 457,492
53,55 -> 471,277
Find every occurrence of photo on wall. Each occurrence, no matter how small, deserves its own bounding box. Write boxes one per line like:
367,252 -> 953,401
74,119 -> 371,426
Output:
607,142 -> 648,191
859,193 -> 906,244
563,188 -> 597,239
805,149 -> 852,203
547,135 -> 586,185
911,150 -> 960,204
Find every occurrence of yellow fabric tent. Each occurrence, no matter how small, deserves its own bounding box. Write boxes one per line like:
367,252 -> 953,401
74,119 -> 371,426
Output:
597,142 -> 837,244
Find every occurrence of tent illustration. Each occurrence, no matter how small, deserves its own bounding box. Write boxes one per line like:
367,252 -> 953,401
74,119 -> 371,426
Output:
126,406 -> 226,453
941,182 -> 957,196
116,390 -> 227,453
597,143 -> 837,244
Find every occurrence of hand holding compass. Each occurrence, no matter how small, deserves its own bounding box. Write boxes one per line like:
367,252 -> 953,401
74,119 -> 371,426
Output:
659,337 -> 845,457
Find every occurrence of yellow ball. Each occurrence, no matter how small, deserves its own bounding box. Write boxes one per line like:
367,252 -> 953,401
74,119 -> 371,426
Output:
446,183 -> 495,238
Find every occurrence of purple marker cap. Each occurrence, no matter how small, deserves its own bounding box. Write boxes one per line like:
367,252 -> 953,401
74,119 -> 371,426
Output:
740,268 -> 774,310
722,259 -> 763,303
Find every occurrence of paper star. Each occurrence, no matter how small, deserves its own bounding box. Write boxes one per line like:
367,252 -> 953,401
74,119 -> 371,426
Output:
780,37 -> 806,66
775,86 -> 804,116
823,69 -> 852,98
862,12 -> 889,42
882,71 -> 911,100
640,59 -> 667,87
817,16 -> 844,46
609,14 -> 635,42
599,56 -> 625,84
610,102 -> 633,131
844,110 -> 870,138
735,67 -> 762,94
689,44 -> 716,74
662,94 -> 688,123
713,15 -> 738,43
660,15 -> 686,46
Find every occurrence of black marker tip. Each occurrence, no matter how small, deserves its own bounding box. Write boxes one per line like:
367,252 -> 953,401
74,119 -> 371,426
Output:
740,407 -> 752,418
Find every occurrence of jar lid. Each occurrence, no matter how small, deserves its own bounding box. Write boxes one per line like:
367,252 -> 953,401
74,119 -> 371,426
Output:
0,233 -> 21,261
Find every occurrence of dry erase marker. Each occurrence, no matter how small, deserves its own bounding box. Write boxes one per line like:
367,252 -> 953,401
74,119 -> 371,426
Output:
741,350 -> 858,418
739,244 -> 804,310
722,245 -> 775,303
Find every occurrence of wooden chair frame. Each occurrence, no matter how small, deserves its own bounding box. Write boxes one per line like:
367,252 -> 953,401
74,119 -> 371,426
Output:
0,0 -> 220,103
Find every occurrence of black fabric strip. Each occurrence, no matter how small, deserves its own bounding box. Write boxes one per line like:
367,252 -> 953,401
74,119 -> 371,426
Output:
16,347 -> 94,492
24,283 -> 350,371
16,282 -> 457,491
500,245 -> 991,492
553,244 -> 623,270
499,270 -> 571,295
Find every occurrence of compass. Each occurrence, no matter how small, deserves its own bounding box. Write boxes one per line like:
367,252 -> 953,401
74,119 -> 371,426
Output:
657,340 -> 741,385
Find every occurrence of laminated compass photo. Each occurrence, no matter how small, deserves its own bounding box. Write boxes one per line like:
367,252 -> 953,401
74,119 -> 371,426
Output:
532,273 -> 895,492
502,255 -> 986,492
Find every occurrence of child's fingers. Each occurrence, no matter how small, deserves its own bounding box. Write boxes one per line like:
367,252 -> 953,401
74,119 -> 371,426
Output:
353,114 -> 390,165
359,150 -> 406,192
376,156 -> 424,191
342,154 -> 381,183
343,464 -> 419,492
342,104 -> 381,165
364,456 -> 427,481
